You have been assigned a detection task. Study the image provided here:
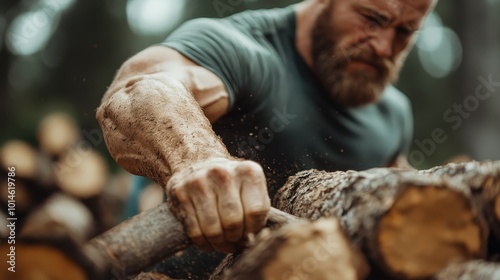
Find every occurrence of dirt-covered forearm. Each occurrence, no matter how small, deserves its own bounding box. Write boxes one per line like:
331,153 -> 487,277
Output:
96,74 -> 231,185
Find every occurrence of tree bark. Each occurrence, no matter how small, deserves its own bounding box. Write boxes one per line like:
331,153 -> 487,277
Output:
132,272 -> 176,280
273,168 -> 488,279
209,254 -> 240,280
433,260 -> 500,280
220,218 -> 370,280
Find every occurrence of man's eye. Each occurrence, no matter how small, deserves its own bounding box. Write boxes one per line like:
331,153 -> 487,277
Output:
364,15 -> 383,26
397,27 -> 414,36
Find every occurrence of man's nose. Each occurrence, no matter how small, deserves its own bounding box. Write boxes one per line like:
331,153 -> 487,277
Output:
369,28 -> 395,58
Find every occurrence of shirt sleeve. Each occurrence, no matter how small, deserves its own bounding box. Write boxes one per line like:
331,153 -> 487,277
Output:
398,89 -> 414,155
160,18 -> 276,112
402,103 -> 414,155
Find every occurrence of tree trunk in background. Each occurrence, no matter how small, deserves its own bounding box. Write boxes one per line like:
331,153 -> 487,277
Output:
456,0 -> 500,161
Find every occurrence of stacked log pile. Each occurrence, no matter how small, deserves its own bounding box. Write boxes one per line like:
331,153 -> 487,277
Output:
3,118 -> 500,280
213,162 -> 500,279
0,112 -> 132,280
75,161 -> 500,280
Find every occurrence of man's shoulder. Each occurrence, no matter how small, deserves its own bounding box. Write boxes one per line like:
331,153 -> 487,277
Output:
171,17 -> 236,37
174,6 -> 295,35
381,85 -> 412,114
225,6 -> 296,34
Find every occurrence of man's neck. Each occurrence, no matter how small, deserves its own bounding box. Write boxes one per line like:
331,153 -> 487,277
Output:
294,1 -> 326,70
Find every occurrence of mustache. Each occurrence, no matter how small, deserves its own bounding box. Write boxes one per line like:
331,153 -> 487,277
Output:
338,46 -> 393,76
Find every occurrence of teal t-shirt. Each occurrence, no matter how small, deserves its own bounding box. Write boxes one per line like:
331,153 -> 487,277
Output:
163,6 -> 413,194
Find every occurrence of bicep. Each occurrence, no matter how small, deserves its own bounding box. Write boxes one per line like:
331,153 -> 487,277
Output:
107,46 -> 229,122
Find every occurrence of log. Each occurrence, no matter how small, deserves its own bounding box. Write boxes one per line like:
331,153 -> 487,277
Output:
0,180 -> 31,214
0,140 -> 40,178
433,260 -> 500,280
55,150 -> 108,198
221,218 -> 370,280
0,140 -> 56,214
422,161 -> 500,241
20,194 -> 95,243
0,211 -> 8,238
0,140 -> 55,186
139,183 -> 164,213
210,253 -> 240,280
133,272 -> 176,280
0,237 -> 106,280
83,204 -> 297,276
273,168 -> 487,279
37,112 -> 80,159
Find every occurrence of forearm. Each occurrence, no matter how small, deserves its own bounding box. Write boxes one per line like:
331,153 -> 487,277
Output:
96,73 -> 231,185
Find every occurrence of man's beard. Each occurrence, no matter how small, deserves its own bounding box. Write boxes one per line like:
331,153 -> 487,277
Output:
311,6 -> 402,107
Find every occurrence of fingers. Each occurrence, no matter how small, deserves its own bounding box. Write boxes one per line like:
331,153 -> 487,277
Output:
167,159 -> 269,253
210,168 -> 244,243
191,172 -> 243,253
167,184 -> 210,250
238,162 -> 270,235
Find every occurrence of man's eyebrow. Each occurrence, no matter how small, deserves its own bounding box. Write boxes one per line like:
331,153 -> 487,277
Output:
360,5 -> 422,32
359,6 -> 393,24
371,9 -> 392,23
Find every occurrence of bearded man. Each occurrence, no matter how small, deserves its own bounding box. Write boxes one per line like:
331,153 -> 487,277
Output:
97,0 -> 437,277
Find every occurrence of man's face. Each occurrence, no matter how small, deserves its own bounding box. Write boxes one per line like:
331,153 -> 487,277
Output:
312,0 -> 435,107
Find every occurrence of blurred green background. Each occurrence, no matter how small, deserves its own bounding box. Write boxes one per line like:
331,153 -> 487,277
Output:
1,0 -> 499,170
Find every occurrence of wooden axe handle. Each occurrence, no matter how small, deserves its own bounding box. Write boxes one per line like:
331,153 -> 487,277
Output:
83,203 -> 298,275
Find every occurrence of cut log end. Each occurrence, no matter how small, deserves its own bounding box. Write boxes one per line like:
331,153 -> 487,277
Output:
56,151 -> 108,198
423,161 -> 500,244
38,112 -> 80,158
20,194 -> 95,243
0,243 -> 87,280
0,140 -> 39,178
224,219 -> 370,280
378,185 -> 484,279
139,183 -> 164,213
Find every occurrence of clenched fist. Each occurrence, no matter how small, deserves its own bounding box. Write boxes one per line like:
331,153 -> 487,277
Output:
166,158 -> 270,253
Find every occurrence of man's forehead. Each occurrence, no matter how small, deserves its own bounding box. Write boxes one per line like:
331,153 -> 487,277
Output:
354,0 -> 435,18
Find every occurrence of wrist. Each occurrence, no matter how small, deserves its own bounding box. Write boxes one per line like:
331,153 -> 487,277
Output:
170,152 -> 235,174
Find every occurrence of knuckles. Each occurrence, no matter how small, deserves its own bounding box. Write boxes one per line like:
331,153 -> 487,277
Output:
167,184 -> 189,204
167,159 -> 268,250
169,159 -> 265,194
247,208 -> 269,220
221,217 -> 243,231
207,167 -> 232,190
236,160 -> 264,175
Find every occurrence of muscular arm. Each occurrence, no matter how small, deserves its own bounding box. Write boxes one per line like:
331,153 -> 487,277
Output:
97,46 -> 229,183
96,46 -> 270,252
